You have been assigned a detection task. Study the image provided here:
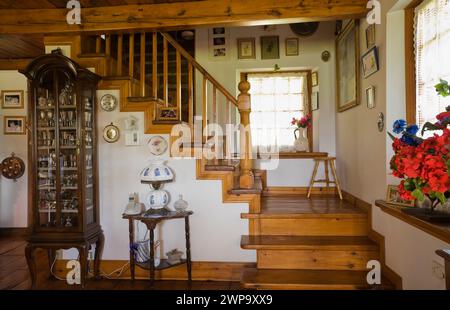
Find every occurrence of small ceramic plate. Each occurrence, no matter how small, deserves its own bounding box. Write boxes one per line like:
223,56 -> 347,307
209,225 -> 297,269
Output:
103,123 -> 120,143
148,135 -> 168,155
100,94 -> 118,112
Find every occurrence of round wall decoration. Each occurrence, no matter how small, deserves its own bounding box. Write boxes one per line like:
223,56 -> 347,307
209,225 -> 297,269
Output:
103,122 -> 120,143
148,135 -> 168,156
321,50 -> 331,62
100,94 -> 118,112
289,22 -> 320,37
1,153 -> 25,181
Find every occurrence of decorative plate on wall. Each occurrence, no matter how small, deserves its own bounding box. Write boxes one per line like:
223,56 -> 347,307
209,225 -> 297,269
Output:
103,123 -> 120,143
1,153 -> 25,181
289,22 -> 320,37
100,94 -> 118,112
148,135 -> 168,156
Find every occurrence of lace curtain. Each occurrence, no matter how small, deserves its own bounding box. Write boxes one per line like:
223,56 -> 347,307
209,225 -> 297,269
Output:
247,72 -> 309,151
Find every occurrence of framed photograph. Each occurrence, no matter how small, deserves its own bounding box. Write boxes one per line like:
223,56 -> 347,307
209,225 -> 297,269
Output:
1,90 -> 24,109
311,92 -> 319,111
365,24 -> 376,49
336,20 -> 360,112
237,38 -> 255,60
261,36 -> 279,60
362,46 -> 380,79
311,71 -> 319,87
159,107 -> 178,120
386,185 -> 414,207
366,86 -> 376,109
213,27 -> 225,35
209,27 -> 228,60
285,38 -> 299,56
213,37 -> 226,46
3,116 -> 26,135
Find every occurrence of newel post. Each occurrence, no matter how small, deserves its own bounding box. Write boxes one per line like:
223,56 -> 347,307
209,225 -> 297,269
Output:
238,80 -> 254,189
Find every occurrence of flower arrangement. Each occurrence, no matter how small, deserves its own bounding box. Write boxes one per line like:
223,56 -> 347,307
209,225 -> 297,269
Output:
291,114 -> 312,128
389,80 -> 450,211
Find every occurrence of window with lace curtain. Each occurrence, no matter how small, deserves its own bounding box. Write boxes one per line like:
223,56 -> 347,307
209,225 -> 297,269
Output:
410,0 -> 450,136
245,71 -> 311,150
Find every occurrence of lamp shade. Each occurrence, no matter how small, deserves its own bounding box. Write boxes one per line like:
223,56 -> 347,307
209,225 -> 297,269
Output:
140,160 -> 174,183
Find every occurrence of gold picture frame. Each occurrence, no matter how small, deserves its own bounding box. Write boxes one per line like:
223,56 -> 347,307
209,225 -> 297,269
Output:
386,185 -> 414,207
159,107 -> 178,121
336,20 -> 360,113
3,116 -> 26,135
237,38 -> 256,60
311,71 -> 319,87
285,38 -> 299,56
1,90 -> 24,109
261,36 -> 279,60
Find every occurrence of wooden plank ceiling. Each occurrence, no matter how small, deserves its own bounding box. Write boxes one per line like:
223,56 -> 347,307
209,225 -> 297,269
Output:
0,35 -> 44,59
0,0 -> 197,9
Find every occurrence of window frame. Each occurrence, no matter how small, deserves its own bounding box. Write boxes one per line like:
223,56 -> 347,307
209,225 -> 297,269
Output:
240,70 -> 313,152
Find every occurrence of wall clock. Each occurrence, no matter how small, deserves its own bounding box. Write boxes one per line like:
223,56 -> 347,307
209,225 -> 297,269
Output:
100,94 -> 118,112
289,22 -> 320,37
148,135 -> 168,156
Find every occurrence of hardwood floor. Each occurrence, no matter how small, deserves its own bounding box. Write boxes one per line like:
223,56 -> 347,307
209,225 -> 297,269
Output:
0,236 -> 239,290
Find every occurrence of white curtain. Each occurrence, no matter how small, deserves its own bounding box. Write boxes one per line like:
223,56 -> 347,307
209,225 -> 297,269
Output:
414,0 -> 450,136
247,72 -> 309,151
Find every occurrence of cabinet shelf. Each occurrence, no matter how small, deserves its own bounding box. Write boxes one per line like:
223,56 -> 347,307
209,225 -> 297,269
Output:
37,106 -> 55,110
60,127 -> 77,130
59,105 -> 77,109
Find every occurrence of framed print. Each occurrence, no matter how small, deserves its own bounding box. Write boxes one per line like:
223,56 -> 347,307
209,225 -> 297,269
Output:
285,38 -> 299,56
362,46 -> 380,79
209,27 -> 229,60
311,71 -> 319,87
386,185 -> 414,207
237,38 -> 255,60
336,20 -> 360,112
366,86 -> 376,109
213,27 -> 225,35
1,90 -> 24,109
3,116 -> 26,135
261,36 -> 279,60
365,24 -> 376,48
311,92 -> 319,111
159,107 -> 178,120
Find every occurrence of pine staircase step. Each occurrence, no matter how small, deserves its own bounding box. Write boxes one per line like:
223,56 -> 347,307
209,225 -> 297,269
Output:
102,75 -> 132,81
127,96 -> 159,102
241,268 -> 394,290
229,176 -> 263,195
204,159 -> 240,172
241,236 -> 379,270
77,53 -> 106,58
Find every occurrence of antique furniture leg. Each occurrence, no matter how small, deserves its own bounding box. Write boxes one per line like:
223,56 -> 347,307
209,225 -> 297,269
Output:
330,158 -> 343,200
324,159 -> 330,193
128,219 -> 135,281
94,232 -> 105,280
185,216 -> 192,282
47,249 -> 56,279
149,228 -> 155,286
78,243 -> 88,288
307,160 -> 320,198
25,243 -> 37,289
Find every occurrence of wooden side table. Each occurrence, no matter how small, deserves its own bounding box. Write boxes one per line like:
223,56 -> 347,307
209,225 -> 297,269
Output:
123,211 -> 193,284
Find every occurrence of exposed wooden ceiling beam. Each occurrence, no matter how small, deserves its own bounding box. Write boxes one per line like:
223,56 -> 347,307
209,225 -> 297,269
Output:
0,0 -> 368,34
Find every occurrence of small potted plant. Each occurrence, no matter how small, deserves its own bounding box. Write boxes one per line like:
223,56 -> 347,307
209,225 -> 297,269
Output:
291,114 -> 312,152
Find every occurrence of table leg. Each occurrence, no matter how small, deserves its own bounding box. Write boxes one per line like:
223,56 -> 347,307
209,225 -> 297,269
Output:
94,232 -> 105,280
185,216 -> 192,282
25,244 -> 37,289
128,219 -> 135,281
149,228 -> 155,286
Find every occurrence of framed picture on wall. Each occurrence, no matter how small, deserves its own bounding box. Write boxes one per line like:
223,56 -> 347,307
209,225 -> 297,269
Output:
336,20 -> 360,112
3,116 -> 26,135
261,36 -> 279,60
285,38 -> 299,56
365,24 -> 376,48
209,27 -> 229,60
1,90 -> 24,109
361,46 -> 380,78
237,38 -> 256,60
311,92 -> 319,111
366,86 -> 376,109
311,72 -> 319,87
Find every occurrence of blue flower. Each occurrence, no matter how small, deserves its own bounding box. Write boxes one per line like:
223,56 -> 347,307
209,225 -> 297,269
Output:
400,134 -> 415,146
393,119 -> 407,134
405,124 -> 419,135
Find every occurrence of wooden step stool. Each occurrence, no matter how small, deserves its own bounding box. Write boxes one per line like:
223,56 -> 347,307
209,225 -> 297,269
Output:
307,157 -> 343,199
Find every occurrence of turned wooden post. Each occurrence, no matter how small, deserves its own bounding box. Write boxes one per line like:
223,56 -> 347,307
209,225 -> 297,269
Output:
238,80 -> 254,189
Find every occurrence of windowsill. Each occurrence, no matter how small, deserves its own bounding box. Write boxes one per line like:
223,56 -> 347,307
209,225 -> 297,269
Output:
257,152 -> 328,159
375,200 -> 450,244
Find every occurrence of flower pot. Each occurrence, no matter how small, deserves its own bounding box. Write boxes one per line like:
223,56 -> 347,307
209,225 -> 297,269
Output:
294,127 -> 309,152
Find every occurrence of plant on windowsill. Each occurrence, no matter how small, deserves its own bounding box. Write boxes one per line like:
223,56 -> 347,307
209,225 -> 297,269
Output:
388,80 -> 450,222
291,114 -> 312,152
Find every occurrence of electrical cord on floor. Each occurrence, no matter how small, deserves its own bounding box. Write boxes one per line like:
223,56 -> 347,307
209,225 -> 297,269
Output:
50,256 -> 69,281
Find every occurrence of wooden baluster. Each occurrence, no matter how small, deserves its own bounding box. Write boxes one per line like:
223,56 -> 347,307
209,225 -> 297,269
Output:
105,35 -> 111,76
163,37 -> 168,106
140,33 -> 146,97
129,33 -> 134,95
238,80 -> 254,189
226,100 -> 231,125
188,63 -> 194,126
202,76 -> 208,143
176,50 -> 181,120
152,32 -> 158,99
95,36 -> 101,53
212,85 -> 217,124
117,34 -> 123,76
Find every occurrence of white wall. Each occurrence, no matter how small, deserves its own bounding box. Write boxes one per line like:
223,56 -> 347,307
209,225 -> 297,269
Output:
196,23 -> 337,186
0,71 -> 28,227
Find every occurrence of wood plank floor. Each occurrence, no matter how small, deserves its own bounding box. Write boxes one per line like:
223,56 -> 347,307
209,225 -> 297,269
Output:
0,236 -> 240,290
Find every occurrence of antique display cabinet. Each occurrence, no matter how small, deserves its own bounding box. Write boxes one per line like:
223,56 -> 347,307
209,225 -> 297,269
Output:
21,50 -> 104,288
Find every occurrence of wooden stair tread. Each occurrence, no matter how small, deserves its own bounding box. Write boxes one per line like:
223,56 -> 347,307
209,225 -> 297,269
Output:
204,160 -> 240,172
102,75 -> 132,81
241,235 -> 378,250
229,177 -> 263,195
77,53 -> 106,58
127,96 -> 159,102
241,268 -> 394,290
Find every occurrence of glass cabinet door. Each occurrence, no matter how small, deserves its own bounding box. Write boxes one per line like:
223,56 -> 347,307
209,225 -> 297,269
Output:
82,87 -> 95,226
